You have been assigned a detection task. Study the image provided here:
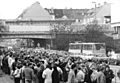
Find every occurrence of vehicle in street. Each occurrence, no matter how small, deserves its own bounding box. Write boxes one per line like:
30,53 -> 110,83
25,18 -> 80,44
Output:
68,42 -> 106,57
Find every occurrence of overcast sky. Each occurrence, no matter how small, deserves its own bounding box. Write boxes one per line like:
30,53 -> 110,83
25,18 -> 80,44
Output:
0,0 -> 118,19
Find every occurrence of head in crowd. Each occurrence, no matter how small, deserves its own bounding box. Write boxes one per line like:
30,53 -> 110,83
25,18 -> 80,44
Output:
71,64 -> 76,70
53,64 -> 57,70
105,65 -> 110,71
98,65 -> 105,72
15,57 -> 18,62
47,63 -> 52,70
16,63 -> 22,69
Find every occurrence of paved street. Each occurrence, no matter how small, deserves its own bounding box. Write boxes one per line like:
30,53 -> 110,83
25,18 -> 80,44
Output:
0,75 -> 13,83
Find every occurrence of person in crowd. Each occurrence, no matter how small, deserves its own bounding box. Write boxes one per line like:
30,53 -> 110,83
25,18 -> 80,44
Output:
11,57 -> 19,78
97,66 -> 106,83
107,50 -> 112,57
42,59 -> 48,69
61,62 -> 69,83
37,64 -> 44,83
33,63 -> 39,83
117,68 -> 120,79
8,54 -> 15,76
42,63 -> 53,83
13,64 -> 21,83
12,57 -> 18,72
67,64 -> 76,83
0,54 -> 3,76
0,54 -> 3,69
84,64 -> 93,83
90,66 -> 98,83
67,59 -> 73,69
52,64 -> 60,83
21,61 -> 27,83
54,61 -> 63,81
104,65 -> 114,83
23,62 -> 35,83
0,47 -> 117,83
76,64 -> 85,83
2,54 -> 10,74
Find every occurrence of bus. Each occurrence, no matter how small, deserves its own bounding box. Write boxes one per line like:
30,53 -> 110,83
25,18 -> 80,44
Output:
69,42 -> 106,57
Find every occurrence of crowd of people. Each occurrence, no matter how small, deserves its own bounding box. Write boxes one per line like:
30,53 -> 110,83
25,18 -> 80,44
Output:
0,48 -> 116,83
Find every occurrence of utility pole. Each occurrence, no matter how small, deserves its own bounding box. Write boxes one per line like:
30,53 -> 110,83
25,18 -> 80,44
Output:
92,2 -> 97,20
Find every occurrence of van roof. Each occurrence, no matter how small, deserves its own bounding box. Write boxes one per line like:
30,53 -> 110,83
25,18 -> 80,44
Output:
69,42 -> 105,45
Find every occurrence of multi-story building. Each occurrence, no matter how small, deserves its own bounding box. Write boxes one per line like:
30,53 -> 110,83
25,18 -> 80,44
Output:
111,2 -> 120,39
45,8 -> 89,21
46,2 -> 113,33
82,2 -> 111,24
81,2 -> 115,39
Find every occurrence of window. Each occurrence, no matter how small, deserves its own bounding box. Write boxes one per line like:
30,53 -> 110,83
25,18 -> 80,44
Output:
83,44 -> 92,50
69,44 -> 81,49
114,26 -> 119,33
95,44 -> 105,50
104,16 -> 111,24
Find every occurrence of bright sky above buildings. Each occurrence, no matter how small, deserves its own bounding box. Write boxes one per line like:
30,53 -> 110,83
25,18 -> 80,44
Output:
0,0 -> 118,19
111,0 -> 120,23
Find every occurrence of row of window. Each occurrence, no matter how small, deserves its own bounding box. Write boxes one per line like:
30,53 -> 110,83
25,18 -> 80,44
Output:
70,44 -> 105,50
114,26 -> 120,33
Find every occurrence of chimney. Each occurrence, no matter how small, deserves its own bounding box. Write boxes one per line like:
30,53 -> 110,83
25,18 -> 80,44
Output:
104,2 -> 107,5
51,7 -> 54,14
98,3 -> 101,7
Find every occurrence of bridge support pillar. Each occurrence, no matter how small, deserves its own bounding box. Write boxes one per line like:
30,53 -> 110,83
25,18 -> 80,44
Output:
50,39 -> 53,49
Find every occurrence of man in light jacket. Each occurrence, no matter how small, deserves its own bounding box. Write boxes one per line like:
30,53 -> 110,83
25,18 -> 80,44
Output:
97,66 -> 106,83
76,66 -> 85,83
67,64 -> 76,83
23,63 -> 34,83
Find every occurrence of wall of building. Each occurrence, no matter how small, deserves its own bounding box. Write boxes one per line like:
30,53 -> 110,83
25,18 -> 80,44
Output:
9,25 -> 51,32
82,3 -> 111,25
96,3 -> 111,24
